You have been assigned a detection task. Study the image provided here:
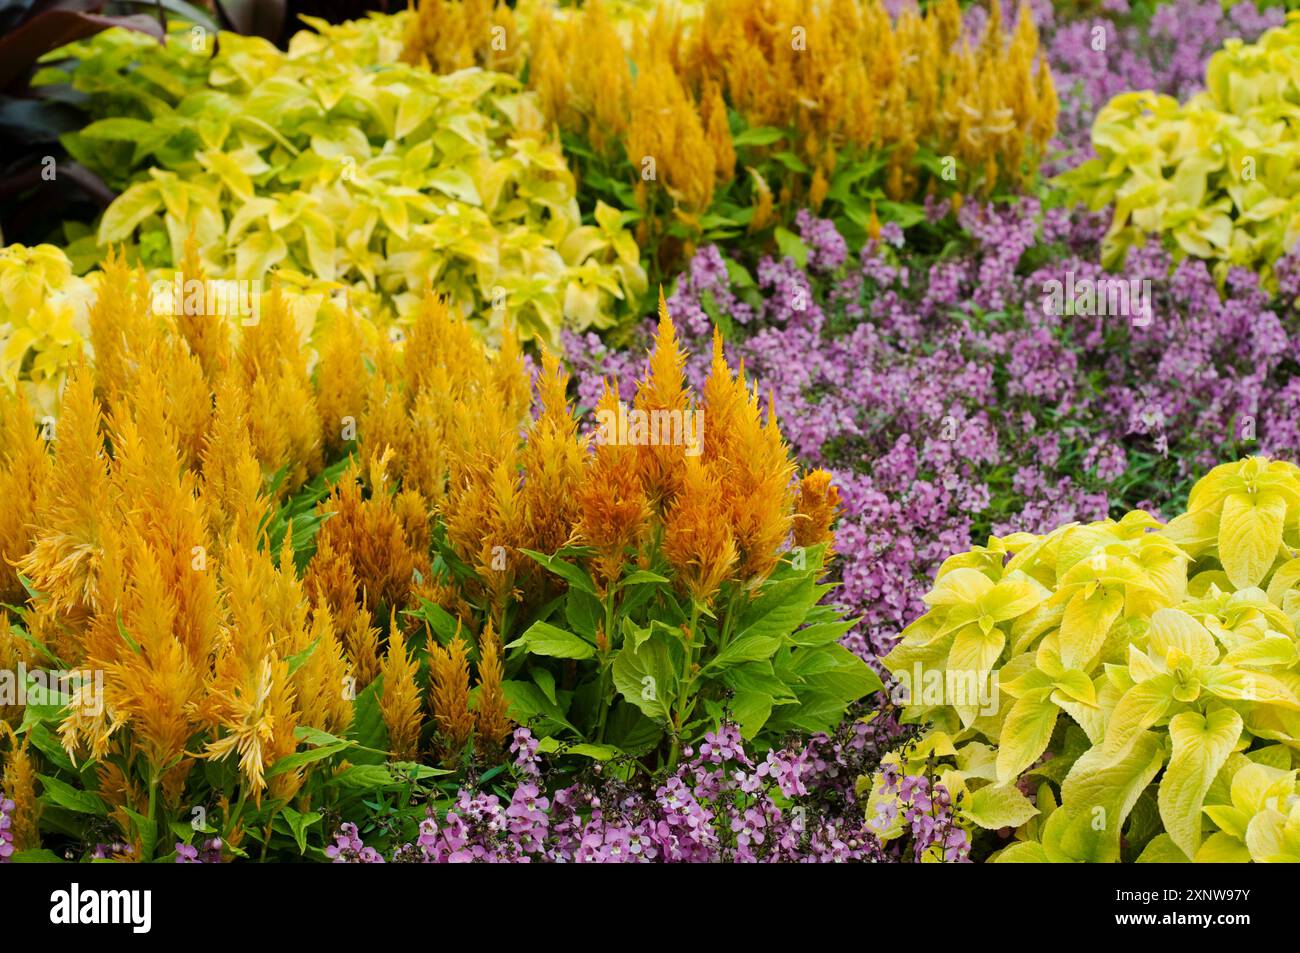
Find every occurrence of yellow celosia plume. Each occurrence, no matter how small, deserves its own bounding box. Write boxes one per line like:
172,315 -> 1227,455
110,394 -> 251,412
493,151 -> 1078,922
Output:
0,252 -> 843,844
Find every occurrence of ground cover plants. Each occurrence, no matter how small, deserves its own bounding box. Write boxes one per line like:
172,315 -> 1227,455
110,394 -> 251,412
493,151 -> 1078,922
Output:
2,0 -> 1300,865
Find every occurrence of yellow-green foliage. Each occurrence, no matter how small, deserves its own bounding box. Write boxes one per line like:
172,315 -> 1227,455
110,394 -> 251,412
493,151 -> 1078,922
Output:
0,245 -> 94,416
1060,13 -> 1300,285
875,456 -> 1300,863
42,17 -> 645,345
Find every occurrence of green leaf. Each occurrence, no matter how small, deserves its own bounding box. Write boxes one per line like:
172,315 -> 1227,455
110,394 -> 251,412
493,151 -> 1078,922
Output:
564,587 -> 602,641
736,573 -> 820,643
768,150 -> 810,173
501,679 -> 577,735
12,849 -> 64,863
603,701 -> 663,754
790,643 -> 883,702
82,117 -> 159,144
25,721 -> 77,775
279,807 -> 322,855
406,599 -> 462,645
1136,833 -> 1191,862
388,761 -> 453,780
122,805 -> 158,861
1059,587 -> 1124,669
536,737 -> 620,761
116,613 -> 143,656
98,181 -> 161,243
38,774 -> 108,816
346,679 -> 389,765
732,126 -> 786,147
506,621 -> 595,660
611,626 -> 681,724
1219,491 -> 1287,589
704,634 -> 781,674
519,549 -> 599,596
620,570 -> 670,586
771,688 -> 852,734
1102,674 -> 1174,763
722,660 -> 798,701
1057,732 -> 1166,861
326,764 -> 402,792
947,623 -> 1005,684
729,690 -> 774,739
266,741 -> 351,779
992,842 -> 1050,863
773,226 -> 809,268
531,666 -> 558,705
285,637 -> 319,676
788,618 -> 856,647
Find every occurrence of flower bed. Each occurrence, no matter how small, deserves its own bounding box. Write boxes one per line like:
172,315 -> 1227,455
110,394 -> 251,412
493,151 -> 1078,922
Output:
2,0 -> 1300,866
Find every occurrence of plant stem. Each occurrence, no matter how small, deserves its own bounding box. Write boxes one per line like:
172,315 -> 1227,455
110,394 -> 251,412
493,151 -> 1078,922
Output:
144,772 -> 159,862
717,586 -> 742,655
594,584 -> 618,744
667,601 -> 703,771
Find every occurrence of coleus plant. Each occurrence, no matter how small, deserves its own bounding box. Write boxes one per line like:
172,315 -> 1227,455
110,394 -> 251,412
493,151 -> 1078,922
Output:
1058,12 -> 1300,286
870,456 -> 1300,862
0,243 -> 94,417
39,15 -> 646,344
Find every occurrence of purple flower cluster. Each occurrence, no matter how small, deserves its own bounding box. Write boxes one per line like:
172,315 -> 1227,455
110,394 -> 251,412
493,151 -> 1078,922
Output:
0,795 -> 13,862
332,718 -> 931,863
175,837 -> 223,863
90,840 -> 134,859
1042,0 -> 1283,173
565,203 -> 1300,657
869,763 -> 970,863
325,822 -> 387,863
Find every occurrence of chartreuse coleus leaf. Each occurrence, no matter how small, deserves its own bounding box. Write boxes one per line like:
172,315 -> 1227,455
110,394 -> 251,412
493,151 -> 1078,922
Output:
1036,731 -> 1166,862
996,687 -> 1059,783
1198,758 -> 1297,862
879,456 -> 1300,862
1059,17 -> 1300,280
965,783 -> 1039,830
1186,457 -> 1300,588
1158,707 -> 1244,859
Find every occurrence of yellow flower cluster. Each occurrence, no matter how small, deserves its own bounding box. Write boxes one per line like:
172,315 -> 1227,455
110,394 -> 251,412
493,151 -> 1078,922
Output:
684,0 -> 1057,199
0,251 -> 837,853
400,0 -> 520,73
407,0 -> 1058,207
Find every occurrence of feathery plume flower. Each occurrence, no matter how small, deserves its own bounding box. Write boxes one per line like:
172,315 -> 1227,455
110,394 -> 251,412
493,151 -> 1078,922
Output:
473,620 -> 512,757
203,655 -> 299,803
792,469 -> 841,564
634,294 -> 693,510
519,349 -> 585,570
1,725 -> 39,853
380,621 -> 424,762
575,379 -> 651,590
173,235 -> 230,382
292,601 -> 354,738
16,370 -> 115,616
662,456 -> 738,606
428,632 -> 474,765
